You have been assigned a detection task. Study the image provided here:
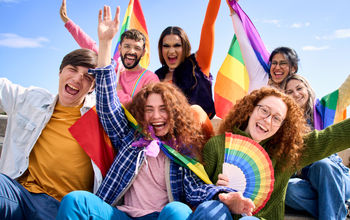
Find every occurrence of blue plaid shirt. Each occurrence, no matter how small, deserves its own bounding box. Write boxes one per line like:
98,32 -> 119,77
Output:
89,60 -> 235,207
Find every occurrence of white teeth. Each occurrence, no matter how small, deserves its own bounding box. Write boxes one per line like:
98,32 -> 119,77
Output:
67,84 -> 79,90
152,122 -> 164,126
257,123 -> 268,132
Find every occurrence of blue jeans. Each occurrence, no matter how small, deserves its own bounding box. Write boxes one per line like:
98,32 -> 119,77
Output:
57,191 -> 258,220
285,156 -> 350,220
0,173 -> 60,220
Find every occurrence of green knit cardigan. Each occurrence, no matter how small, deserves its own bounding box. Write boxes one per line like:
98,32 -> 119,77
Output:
203,118 -> 350,220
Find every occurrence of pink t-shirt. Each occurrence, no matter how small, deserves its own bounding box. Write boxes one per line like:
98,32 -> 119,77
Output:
117,151 -> 169,217
118,68 -> 159,104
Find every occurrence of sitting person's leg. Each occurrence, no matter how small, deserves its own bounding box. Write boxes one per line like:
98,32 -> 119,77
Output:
57,191 -> 131,220
285,177 -> 318,217
191,200 -> 232,220
158,201 -> 192,220
0,173 -> 59,220
307,156 -> 350,220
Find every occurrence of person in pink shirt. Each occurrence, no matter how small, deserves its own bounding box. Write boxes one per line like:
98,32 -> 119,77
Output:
59,0 -> 159,105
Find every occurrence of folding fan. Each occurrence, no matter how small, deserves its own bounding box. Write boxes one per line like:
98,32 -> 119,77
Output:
223,133 -> 274,214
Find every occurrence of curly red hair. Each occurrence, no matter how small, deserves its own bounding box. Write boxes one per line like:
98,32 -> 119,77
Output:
127,82 -> 205,161
218,87 -> 308,170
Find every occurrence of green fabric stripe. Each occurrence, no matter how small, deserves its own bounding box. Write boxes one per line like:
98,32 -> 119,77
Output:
227,35 -> 244,65
320,89 -> 339,110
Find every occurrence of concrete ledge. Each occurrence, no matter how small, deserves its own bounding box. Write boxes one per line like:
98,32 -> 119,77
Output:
0,115 -> 7,137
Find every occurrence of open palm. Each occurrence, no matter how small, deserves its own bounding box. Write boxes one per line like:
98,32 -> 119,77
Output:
98,6 -> 120,42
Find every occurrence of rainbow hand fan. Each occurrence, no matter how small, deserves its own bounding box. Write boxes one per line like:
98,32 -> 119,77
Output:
223,133 -> 274,214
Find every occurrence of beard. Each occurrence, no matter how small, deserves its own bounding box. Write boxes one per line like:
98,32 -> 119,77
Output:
120,53 -> 142,70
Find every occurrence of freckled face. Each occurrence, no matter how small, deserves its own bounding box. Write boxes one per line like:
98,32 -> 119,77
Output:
161,34 -> 183,70
285,79 -> 309,109
245,96 -> 287,143
144,93 -> 170,137
58,65 -> 95,107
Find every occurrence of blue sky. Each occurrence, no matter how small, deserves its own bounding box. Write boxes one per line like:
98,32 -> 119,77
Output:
1,0 -> 349,99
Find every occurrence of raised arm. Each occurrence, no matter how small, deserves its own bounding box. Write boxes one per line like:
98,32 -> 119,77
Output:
60,0 -> 98,53
91,6 -> 134,149
231,13 -> 269,92
195,0 -> 221,77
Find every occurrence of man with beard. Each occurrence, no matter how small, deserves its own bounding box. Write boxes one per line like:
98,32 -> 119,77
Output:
60,0 -> 159,104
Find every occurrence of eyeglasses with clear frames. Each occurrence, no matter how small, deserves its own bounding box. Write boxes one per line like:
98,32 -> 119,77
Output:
270,61 -> 289,68
256,104 -> 284,127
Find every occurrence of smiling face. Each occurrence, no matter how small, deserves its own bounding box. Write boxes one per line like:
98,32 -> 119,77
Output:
245,96 -> 287,143
270,53 -> 295,84
119,38 -> 145,70
285,79 -> 309,109
161,34 -> 183,70
58,65 -> 95,107
144,93 -> 170,137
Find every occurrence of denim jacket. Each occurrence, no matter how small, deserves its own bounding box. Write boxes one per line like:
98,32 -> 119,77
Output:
91,61 -> 234,207
0,78 -> 103,192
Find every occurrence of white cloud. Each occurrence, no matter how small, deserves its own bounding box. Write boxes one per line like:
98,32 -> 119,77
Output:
317,28 -> 350,40
262,19 -> 280,25
0,33 -> 49,48
291,22 -> 311,28
302,45 -> 329,51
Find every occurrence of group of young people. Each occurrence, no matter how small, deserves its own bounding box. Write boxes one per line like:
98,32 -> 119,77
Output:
0,0 -> 349,220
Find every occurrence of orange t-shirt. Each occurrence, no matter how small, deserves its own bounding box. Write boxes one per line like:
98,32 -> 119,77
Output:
18,103 -> 93,201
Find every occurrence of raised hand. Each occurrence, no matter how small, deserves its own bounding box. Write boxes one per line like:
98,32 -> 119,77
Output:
219,191 -> 255,216
97,5 -> 120,68
98,5 -> 120,42
60,0 -> 69,23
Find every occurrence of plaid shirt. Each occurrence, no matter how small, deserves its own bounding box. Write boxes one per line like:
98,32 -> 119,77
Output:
89,60 -> 235,207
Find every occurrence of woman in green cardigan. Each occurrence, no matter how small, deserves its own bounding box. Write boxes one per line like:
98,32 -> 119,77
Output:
203,87 -> 350,220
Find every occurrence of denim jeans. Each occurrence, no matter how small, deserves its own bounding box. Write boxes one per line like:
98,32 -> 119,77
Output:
285,155 -> 350,220
0,173 -> 60,220
56,191 -> 258,220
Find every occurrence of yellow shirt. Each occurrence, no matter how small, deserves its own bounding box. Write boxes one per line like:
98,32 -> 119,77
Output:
18,102 -> 93,201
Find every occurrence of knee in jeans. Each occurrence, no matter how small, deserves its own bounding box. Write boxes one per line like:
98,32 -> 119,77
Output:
309,159 -> 332,174
61,191 -> 92,206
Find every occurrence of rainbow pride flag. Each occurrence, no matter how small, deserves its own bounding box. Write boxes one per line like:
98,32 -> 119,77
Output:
113,0 -> 150,69
314,75 -> 350,130
214,0 -> 269,119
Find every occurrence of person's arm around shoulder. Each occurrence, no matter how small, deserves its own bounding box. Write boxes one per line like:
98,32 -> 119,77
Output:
60,0 -> 98,53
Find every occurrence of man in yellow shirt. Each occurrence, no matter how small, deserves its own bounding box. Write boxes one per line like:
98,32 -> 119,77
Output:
0,48 -> 99,219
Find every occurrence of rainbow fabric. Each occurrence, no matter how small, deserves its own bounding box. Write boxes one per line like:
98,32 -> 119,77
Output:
123,106 -> 213,184
224,133 -> 274,214
113,0 -> 150,69
314,75 -> 350,130
214,0 -> 269,118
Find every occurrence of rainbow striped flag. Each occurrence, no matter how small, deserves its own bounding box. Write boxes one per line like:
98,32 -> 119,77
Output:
113,0 -> 150,69
214,1 -> 269,119
314,75 -> 350,130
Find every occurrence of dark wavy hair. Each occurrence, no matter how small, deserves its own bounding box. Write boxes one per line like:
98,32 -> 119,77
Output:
127,82 -> 205,161
268,47 -> 299,89
59,48 -> 97,73
158,26 -> 191,67
218,87 -> 308,170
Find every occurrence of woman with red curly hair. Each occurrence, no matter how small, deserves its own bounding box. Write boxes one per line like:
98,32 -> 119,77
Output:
203,87 -> 350,220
